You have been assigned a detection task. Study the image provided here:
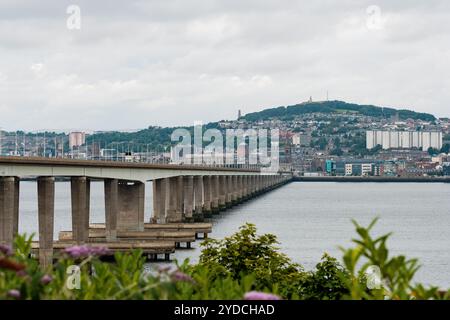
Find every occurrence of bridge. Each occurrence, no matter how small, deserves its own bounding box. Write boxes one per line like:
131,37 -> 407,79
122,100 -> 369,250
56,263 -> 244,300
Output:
0,157 -> 292,267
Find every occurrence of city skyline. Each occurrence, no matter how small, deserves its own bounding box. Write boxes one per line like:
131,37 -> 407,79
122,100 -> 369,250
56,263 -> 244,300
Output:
1,1 -> 450,131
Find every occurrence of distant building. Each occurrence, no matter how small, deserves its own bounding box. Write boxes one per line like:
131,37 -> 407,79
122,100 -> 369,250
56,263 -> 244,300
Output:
69,132 -> 86,149
292,134 -> 301,146
335,160 -> 382,176
325,160 -> 336,174
291,133 -> 311,146
335,161 -> 345,176
366,130 -> 442,151
443,163 -> 450,176
361,163 -> 373,176
351,164 -> 362,176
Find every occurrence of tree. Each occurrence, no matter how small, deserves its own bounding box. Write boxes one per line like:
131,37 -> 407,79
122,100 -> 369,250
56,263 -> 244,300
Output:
369,144 -> 382,155
330,147 -> 343,156
440,144 -> 450,154
427,147 -> 439,156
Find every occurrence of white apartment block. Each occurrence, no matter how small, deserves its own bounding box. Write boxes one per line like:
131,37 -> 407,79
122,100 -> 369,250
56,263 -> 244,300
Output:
361,163 -> 373,176
366,130 -> 442,150
345,164 -> 353,176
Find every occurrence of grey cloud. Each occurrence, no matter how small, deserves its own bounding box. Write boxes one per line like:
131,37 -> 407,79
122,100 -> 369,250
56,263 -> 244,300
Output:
0,0 -> 449,131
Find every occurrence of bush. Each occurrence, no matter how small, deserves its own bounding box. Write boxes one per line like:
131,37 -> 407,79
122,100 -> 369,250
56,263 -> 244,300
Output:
197,223 -> 306,298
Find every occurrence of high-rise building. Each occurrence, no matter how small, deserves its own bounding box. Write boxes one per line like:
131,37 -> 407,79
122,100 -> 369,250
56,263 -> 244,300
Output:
366,130 -> 442,151
69,131 -> 86,149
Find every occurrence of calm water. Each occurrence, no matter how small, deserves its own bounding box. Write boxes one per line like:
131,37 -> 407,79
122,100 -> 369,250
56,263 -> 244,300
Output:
18,181 -> 450,287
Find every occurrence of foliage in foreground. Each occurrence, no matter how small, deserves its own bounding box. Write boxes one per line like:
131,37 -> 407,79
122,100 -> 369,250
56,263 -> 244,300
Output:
0,219 -> 449,300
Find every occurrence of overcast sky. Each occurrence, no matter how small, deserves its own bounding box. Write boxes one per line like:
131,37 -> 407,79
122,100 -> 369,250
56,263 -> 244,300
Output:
1,0 -> 449,131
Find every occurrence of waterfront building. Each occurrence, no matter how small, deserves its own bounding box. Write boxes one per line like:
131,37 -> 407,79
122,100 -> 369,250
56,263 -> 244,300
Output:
351,164 -> 362,176
335,159 -> 383,177
443,163 -> 450,176
325,159 -> 336,174
361,163 -> 373,176
335,161 -> 345,176
383,161 -> 398,176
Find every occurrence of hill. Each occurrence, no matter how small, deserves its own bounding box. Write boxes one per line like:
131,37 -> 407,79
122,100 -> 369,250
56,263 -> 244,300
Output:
242,100 -> 436,122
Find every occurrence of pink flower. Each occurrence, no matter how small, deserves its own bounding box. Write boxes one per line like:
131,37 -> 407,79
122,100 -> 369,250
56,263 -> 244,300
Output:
244,291 -> 281,300
171,271 -> 195,284
7,289 -> 21,299
64,245 -> 110,258
157,265 -> 173,273
0,244 -> 12,256
41,274 -> 53,285
16,270 -> 28,277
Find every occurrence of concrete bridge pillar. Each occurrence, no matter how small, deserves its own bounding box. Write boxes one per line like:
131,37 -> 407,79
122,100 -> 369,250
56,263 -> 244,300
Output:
71,177 -> 90,244
235,176 -> 240,201
193,176 -> 203,220
167,177 -> 183,223
242,176 -> 248,199
231,176 -> 238,203
0,177 -> 19,246
218,175 -> 227,209
152,178 -> 167,224
183,176 -> 194,221
211,176 -> 220,214
37,177 -> 55,268
116,180 -> 145,231
203,176 -> 212,217
237,176 -> 243,201
104,179 -> 119,241
249,176 -> 254,195
176,176 -> 184,220
226,176 -> 233,206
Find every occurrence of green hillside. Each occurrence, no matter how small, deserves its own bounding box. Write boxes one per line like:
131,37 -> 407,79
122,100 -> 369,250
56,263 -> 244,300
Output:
242,100 -> 436,122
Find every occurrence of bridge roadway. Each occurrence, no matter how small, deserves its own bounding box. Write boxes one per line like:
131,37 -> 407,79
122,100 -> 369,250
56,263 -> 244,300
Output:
0,157 -> 292,267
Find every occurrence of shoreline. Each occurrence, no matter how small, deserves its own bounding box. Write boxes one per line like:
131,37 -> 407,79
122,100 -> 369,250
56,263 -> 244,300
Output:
293,176 -> 450,183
